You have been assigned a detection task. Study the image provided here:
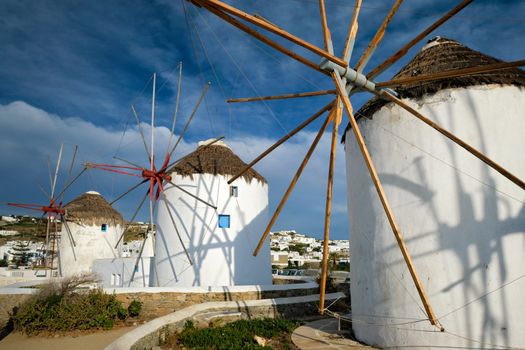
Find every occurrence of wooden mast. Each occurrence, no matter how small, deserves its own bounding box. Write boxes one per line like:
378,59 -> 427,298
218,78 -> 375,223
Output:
319,100 -> 342,314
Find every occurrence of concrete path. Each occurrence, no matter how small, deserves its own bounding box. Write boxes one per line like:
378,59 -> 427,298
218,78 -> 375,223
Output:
292,318 -> 378,350
0,326 -> 137,350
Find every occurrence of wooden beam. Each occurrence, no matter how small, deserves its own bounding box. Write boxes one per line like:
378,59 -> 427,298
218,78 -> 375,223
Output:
332,72 -> 440,327
379,90 -> 525,191
253,112 -> 333,256
342,0 -> 362,62
319,99 -> 342,314
355,0 -> 403,72
376,59 -> 525,88
227,89 -> 336,103
228,100 -> 335,184
367,0 -> 473,79
195,0 -> 349,68
319,0 -> 333,53
201,3 -> 326,75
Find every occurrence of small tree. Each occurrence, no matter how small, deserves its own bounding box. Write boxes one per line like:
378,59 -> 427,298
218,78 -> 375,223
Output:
9,241 -> 30,267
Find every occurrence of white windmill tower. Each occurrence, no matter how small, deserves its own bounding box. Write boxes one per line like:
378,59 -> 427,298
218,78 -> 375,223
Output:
87,64 -> 220,287
155,139 -> 271,287
59,191 -> 124,278
184,1 -> 525,348
344,37 -> 525,348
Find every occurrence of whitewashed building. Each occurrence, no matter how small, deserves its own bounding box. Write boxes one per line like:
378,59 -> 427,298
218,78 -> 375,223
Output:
59,191 -> 124,278
155,139 -> 271,287
344,37 -> 525,348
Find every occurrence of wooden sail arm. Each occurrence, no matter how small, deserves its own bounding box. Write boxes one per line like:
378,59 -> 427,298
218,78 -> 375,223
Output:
333,71 -> 441,328
319,99 -> 342,314
228,100 -> 335,184
367,0 -> 474,79
253,112 -> 333,256
198,2 -> 326,75
342,0 -> 362,62
227,89 -> 336,103
319,0 -> 333,54
355,0 -> 403,72
376,59 -> 525,88
192,0 -> 348,68
378,90 -> 525,191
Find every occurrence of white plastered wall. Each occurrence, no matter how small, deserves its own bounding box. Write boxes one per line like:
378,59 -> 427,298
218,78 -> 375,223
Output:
155,173 -> 271,287
345,85 -> 525,348
59,221 -> 122,278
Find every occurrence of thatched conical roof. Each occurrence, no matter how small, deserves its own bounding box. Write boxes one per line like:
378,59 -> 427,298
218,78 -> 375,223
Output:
170,140 -> 267,184
64,191 -> 124,226
343,37 -> 525,141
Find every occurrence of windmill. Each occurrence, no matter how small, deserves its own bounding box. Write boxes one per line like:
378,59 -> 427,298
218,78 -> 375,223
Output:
86,63 -> 221,286
7,144 -> 87,274
185,0 -> 525,331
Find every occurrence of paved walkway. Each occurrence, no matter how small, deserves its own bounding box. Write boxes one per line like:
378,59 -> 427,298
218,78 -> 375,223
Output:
0,326 -> 137,350
292,318 -> 378,350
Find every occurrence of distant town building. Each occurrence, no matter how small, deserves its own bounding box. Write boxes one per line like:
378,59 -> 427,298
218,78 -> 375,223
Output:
270,230 -> 349,268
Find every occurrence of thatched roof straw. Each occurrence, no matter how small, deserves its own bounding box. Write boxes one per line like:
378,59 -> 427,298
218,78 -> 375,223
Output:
343,37 -> 525,142
64,191 -> 124,226
170,140 -> 267,184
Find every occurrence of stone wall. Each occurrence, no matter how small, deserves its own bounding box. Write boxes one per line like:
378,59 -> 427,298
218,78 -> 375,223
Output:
112,284 -> 318,320
0,283 -> 319,327
0,294 -> 32,326
105,292 -> 346,350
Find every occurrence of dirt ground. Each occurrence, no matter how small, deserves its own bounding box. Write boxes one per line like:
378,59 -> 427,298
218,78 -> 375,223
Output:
0,325 -> 137,350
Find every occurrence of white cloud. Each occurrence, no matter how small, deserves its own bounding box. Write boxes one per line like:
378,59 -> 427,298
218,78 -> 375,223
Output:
0,101 -> 349,239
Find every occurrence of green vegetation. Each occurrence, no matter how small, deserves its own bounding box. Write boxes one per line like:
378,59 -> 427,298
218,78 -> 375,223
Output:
173,318 -> 300,350
0,216 -> 48,245
11,275 -> 141,335
127,300 -> 142,317
288,243 -> 308,254
9,241 -> 31,267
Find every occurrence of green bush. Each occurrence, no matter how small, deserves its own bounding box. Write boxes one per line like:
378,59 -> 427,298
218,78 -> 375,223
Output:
178,318 -> 300,350
127,300 -> 142,317
10,275 -> 141,335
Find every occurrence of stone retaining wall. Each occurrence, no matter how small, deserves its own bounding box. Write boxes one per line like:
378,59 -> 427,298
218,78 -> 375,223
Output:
111,283 -> 319,320
105,292 -> 346,350
0,283 -> 319,326
0,288 -> 34,326
0,294 -> 32,326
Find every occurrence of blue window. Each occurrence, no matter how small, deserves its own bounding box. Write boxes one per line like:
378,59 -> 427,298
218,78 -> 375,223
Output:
230,186 -> 238,197
101,224 -> 107,233
218,214 -> 230,228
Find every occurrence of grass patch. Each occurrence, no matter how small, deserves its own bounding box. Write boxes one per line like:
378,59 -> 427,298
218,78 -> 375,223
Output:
167,318 -> 300,350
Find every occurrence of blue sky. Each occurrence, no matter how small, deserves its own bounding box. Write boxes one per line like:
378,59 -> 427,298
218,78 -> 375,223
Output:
0,0 -> 523,239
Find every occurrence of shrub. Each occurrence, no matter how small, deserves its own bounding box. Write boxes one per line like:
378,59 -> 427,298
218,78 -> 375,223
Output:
127,300 -> 142,317
10,274 -> 140,335
178,318 -> 300,350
